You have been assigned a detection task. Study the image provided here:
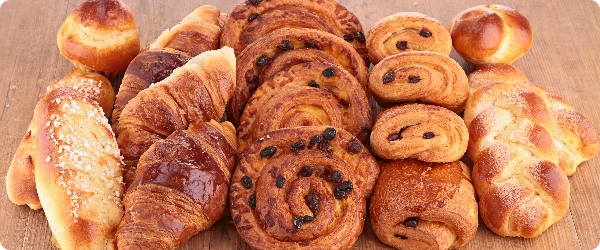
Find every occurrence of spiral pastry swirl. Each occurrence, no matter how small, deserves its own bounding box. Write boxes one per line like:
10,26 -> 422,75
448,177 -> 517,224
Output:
368,51 -> 469,113
229,28 -> 369,125
370,104 -> 468,162
237,62 -> 372,153
367,12 -> 452,65
230,126 -> 379,249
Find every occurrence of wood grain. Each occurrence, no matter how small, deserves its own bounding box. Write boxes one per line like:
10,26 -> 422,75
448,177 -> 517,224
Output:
1,0 -> 599,249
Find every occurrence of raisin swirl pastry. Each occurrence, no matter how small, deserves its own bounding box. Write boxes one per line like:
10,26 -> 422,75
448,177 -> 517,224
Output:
370,159 -> 478,250
111,5 -> 222,134
366,12 -> 452,65
116,120 -> 237,250
237,61 -> 372,153
229,28 -> 369,125
221,0 -> 368,62
370,104 -> 468,162
230,126 -> 379,250
368,51 -> 469,113
116,47 -> 235,186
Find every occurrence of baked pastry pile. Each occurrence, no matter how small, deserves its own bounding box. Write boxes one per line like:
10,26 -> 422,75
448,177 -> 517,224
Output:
4,1 -> 599,250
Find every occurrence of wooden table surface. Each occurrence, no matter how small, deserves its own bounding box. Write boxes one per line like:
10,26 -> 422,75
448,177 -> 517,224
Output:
1,0 -> 599,249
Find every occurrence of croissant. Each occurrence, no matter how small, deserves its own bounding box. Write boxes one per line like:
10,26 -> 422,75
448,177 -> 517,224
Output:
221,0 -> 368,62
33,87 -> 125,250
368,51 -> 469,113
116,120 -> 237,250
367,12 -> 452,65
229,28 -> 369,125
370,104 -> 468,162
237,61 -> 372,153
230,126 -> 379,250
116,47 -> 236,186
370,159 -> 478,250
111,5 -> 222,133
6,70 -> 116,210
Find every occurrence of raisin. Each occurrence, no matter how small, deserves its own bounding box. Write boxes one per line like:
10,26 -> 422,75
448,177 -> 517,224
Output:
290,139 -> 306,152
305,39 -> 323,50
388,133 -> 400,141
276,175 -> 285,188
330,171 -> 343,183
382,71 -> 395,84
343,34 -> 354,42
248,13 -> 259,22
322,67 -> 335,78
403,217 -> 419,228
419,29 -> 432,38
334,181 -> 353,200
279,40 -> 294,51
304,193 -> 320,216
395,235 -> 408,240
248,194 -> 256,208
408,75 -> 421,83
318,140 -> 332,154
423,132 -> 435,139
293,216 -> 304,228
245,69 -> 258,84
241,176 -> 253,189
303,215 -> 314,223
297,166 -> 314,177
323,127 -> 336,140
247,0 -> 263,5
308,80 -> 320,88
354,31 -> 366,43
347,141 -> 361,154
309,135 -> 322,147
396,41 -> 408,51
260,146 -> 277,158
256,54 -> 269,67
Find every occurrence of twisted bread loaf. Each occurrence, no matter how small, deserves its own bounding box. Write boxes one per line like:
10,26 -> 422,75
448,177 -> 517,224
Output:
116,120 -> 237,250
467,63 -> 529,93
370,159 -> 478,250
230,126 -> 379,249
116,47 -> 236,186
112,5 -> 222,133
237,61 -> 372,153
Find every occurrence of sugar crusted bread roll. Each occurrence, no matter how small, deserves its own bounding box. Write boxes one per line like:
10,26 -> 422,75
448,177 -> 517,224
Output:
368,51 -> 469,113
48,69 -> 115,118
117,120 -> 237,250
230,126 -> 379,250
467,63 -> 529,93
34,87 -> 124,250
450,5 -> 533,66
367,12 -> 452,65
57,0 -> 140,77
370,159 -> 478,250
370,104 -> 468,162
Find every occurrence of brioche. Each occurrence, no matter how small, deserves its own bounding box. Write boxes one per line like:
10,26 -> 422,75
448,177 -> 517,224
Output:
48,69 -> 115,118
467,63 -> 529,93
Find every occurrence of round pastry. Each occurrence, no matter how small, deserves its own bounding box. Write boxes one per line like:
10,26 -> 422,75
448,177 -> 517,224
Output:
370,104 -> 468,162
467,63 -> 529,93
368,51 -> 469,113
229,28 -> 369,125
221,0 -> 368,63
230,126 -> 379,250
57,0 -> 140,77
367,12 -> 452,65
450,4 -> 533,66
370,159 -> 478,250
237,62 -> 372,153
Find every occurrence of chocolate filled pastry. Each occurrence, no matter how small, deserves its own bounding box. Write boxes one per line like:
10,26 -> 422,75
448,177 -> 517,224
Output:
450,5 -> 533,66
116,120 -> 237,250
370,159 -> 478,250
111,5 -> 222,134
221,0 -> 368,62
368,51 -> 469,113
230,126 -> 379,250
56,0 -> 140,78
367,12 -> 452,65
229,28 -> 369,125
370,104 -> 468,162
116,47 -> 235,186
467,63 -> 529,93
237,61 -> 372,153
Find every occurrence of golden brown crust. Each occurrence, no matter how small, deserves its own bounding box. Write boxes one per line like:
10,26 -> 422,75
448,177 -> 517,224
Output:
367,12 -> 452,65
229,28 -> 369,125
230,126 -> 379,250
368,51 -> 469,113
6,117 -> 40,209
237,61 -> 372,153
450,4 -> 533,66
370,104 -> 468,162
57,0 -> 140,76
467,63 -> 529,93
370,159 -> 478,250
49,69 -> 115,118
221,0 -> 368,62
117,120 -> 237,250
